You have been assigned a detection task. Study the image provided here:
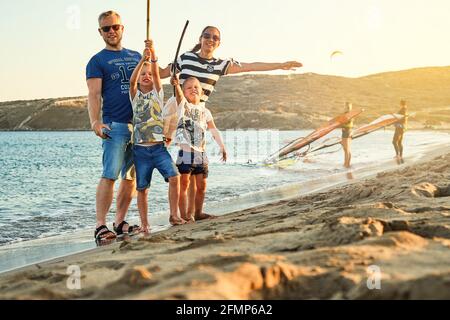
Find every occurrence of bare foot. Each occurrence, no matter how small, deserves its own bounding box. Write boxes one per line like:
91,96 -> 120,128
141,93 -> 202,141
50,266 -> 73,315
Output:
194,213 -> 217,221
139,225 -> 151,234
170,216 -> 187,226
181,215 -> 195,223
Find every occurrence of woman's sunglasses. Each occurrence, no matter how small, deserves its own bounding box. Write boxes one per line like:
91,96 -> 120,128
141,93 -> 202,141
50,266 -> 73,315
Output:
202,33 -> 220,42
99,24 -> 122,33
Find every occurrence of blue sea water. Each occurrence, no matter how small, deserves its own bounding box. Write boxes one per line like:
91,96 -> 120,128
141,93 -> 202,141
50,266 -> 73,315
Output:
0,129 -> 449,246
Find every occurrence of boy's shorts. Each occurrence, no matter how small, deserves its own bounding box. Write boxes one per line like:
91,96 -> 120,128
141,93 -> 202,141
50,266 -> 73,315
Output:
176,150 -> 209,178
102,122 -> 134,181
133,143 -> 179,191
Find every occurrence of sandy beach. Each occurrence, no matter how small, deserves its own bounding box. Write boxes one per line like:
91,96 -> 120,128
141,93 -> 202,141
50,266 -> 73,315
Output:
0,149 -> 449,300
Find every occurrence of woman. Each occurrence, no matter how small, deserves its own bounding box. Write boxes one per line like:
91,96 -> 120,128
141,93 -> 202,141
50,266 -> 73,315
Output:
341,102 -> 353,168
393,99 -> 408,159
161,26 -> 303,221
162,26 -> 302,101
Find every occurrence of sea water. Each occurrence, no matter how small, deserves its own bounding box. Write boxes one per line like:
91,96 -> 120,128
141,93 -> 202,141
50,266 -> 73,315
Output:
0,129 -> 449,246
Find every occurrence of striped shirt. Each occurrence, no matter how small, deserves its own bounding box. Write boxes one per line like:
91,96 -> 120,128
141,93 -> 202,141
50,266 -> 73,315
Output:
176,52 -> 238,102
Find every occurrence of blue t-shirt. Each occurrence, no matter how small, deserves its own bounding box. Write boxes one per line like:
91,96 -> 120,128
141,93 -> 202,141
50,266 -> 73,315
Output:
86,48 -> 142,124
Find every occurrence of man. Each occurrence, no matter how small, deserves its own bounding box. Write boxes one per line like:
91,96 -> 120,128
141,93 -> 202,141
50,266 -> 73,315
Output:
86,11 -> 141,241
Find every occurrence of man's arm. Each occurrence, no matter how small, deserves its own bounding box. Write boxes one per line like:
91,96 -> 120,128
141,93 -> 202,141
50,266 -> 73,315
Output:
87,78 -> 109,138
226,61 -> 302,75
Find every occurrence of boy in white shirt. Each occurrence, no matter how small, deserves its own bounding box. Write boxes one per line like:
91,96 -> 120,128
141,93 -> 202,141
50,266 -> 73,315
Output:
170,75 -> 227,222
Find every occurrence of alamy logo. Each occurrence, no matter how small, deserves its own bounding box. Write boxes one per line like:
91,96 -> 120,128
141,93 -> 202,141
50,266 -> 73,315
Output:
366,265 -> 382,290
66,265 -> 81,290
66,5 -> 81,31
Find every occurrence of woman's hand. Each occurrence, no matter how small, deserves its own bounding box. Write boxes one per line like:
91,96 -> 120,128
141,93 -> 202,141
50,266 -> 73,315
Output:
281,61 -> 303,70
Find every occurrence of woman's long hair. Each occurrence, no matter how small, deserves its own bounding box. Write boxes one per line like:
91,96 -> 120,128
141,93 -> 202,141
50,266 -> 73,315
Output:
191,26 -> 220,52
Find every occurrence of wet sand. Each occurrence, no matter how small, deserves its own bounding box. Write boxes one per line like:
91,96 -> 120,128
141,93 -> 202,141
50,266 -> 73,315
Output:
0,150 -> 449,299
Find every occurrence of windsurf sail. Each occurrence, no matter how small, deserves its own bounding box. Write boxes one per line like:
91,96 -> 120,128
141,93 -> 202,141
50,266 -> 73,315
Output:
307,136 -> 342,155
264,108 -> 363,164
306,113 -> 406,155
352,113 -> 404,139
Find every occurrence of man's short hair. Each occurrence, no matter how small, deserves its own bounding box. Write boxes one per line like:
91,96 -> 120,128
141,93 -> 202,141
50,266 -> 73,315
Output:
98,10 -> 121,26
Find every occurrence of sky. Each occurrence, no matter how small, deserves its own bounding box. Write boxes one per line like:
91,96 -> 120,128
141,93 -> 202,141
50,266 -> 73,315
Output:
0,0 -> 449,102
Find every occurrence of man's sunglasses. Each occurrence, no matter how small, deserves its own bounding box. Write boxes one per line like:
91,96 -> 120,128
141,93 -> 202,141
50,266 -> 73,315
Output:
202,33 -> 220,42
99,24 -> 122,33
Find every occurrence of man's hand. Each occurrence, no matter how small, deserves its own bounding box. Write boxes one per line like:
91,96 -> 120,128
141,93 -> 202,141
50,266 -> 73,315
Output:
91,120 -> 111,139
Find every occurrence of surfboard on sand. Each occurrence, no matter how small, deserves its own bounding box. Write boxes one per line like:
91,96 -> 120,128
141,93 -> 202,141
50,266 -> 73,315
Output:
264,108 -> 363,164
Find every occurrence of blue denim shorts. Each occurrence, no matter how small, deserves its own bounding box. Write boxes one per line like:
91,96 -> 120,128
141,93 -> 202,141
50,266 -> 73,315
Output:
176,150 -> 209,178
101,122 -> 134,181
133,144 -> 179,190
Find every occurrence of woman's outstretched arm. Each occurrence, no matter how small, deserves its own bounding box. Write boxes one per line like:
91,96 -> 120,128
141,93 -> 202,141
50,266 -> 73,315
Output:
226,60 -> 302,74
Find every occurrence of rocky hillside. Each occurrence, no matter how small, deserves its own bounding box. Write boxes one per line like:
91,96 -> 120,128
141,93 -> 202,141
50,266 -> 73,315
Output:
1,66 -> 450,131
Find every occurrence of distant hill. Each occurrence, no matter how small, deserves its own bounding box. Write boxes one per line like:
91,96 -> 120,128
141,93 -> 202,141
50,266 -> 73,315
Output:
1,66 -> 449,131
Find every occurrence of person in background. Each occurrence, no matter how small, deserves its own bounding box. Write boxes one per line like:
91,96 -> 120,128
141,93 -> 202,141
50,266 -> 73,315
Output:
341,102 -> 354,168
393,99 -> 408,160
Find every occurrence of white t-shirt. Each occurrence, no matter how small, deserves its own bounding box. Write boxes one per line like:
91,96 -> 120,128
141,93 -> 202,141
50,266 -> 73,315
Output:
174,98 -> 213,152
130,88 -> 164,144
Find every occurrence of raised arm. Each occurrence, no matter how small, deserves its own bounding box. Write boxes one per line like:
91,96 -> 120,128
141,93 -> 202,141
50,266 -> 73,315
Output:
207,119 -> 227,162
170,74 -> 184,105
87,78 -> 110,139
129,52 -> 148,100
147,40 -> 162,93
226,60 -> 302,75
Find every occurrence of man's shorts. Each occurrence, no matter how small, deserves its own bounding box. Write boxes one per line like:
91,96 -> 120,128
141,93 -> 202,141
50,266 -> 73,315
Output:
176,150 -> 209,178
342,128 -> 352,139
102,122 -> 134,181
133,143 -> 179,191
